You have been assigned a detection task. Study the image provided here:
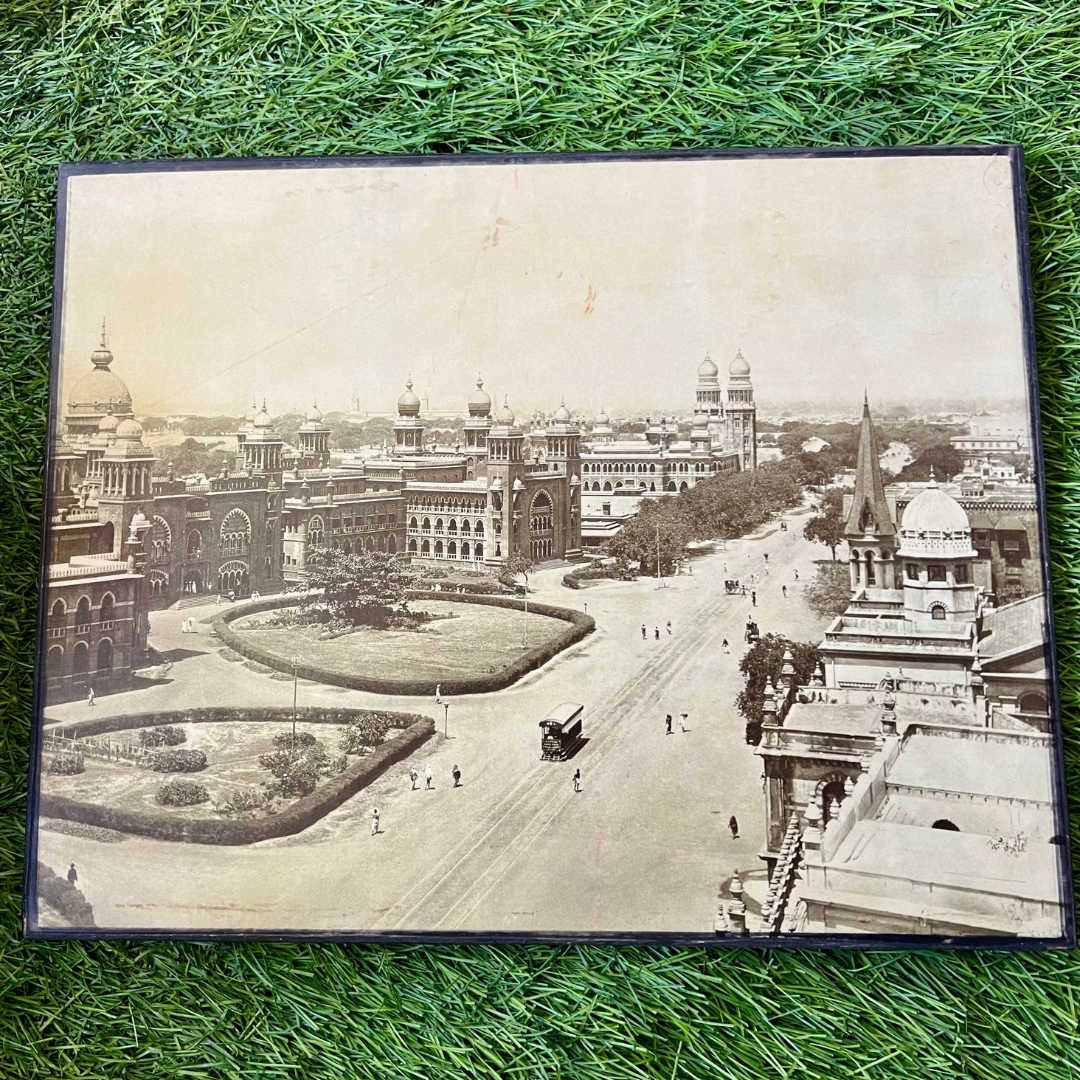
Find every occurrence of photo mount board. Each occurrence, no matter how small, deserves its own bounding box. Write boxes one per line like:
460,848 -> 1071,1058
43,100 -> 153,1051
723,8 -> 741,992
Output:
24,144 -> 1075,949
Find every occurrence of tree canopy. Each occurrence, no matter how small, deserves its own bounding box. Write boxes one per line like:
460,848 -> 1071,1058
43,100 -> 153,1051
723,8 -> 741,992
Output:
303,548 -> 412,628
802,487 -> 847,560
803,561 -> 852,619
736,633 -> 822,745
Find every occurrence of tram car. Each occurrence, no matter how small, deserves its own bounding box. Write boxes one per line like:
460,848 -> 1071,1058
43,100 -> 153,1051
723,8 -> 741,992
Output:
539,702 -> 586,761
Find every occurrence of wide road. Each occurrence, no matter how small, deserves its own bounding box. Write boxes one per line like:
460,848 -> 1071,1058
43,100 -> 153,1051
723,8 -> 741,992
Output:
37,509 -> 832,934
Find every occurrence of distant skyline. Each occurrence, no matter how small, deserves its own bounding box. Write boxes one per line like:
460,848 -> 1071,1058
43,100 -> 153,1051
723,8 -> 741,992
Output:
58,154 -> 1031,419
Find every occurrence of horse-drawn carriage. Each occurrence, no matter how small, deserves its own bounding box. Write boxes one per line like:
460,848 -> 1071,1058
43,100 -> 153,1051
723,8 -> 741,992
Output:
725,579 -> 741,595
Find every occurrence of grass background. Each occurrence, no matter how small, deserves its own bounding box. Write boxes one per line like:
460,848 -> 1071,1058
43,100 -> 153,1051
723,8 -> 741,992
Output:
1,0 -> 1079,1076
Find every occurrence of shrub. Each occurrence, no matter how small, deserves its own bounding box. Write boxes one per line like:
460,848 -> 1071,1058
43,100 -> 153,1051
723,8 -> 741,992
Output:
215,788 -> 270,815
139,725 -> 187,748
339,714 -> 390,755
36,862 -> 94,926
46,752 -> 85,775
151,748 -> 208,773
259,740 -> 333,798
272,730 -> 317,751
156,779 -> 210,806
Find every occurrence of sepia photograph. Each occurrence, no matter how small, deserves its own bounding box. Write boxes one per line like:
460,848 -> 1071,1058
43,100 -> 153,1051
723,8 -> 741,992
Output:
26,147 -> 1073,945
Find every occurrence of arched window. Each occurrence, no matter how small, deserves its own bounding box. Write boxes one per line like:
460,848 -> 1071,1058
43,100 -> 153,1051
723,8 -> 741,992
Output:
366,535 -> 375,551
474,521 -> 485,537
50,599 -> 66,620
410,517 -> 418,530
422,517 -> 431,533
421,538 -> 430,555
187,529 -> 202,558
308,515 -> 325,548
448,519 -> 457,535
865,550 -> 875,585
603,481 -> 612,492
930,604 -> 946,620
460,520 -> 471,536
448,541 -> 457,558
475,542 -> 484,559
72,642 -> 89,681
461,541 -> 470,560
47,645 -> 63,678
96,638 -> 113,677
1018,693 -> 1048,715
408,537 -> 417,553
220,509 -> 252,557
101,521 -> 114,554
99,593 -> 115,627
435,540 -> 444,556
75,597 -> 91,632
435,518 -> 444,534
388,534 -> 397,553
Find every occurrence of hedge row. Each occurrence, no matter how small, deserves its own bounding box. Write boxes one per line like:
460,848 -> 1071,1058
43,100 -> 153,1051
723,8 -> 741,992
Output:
39,718 -> 435,845
36,861 -> 95,927
212,591 -> 595,696
46,706 -> 429,741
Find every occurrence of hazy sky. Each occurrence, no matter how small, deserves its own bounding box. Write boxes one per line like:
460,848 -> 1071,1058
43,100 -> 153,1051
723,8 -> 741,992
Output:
58,153 -> 1029,418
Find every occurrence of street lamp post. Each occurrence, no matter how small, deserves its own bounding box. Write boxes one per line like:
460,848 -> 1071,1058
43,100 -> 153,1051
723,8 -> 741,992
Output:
292,658 -> 298,748
443,701 -> 449,739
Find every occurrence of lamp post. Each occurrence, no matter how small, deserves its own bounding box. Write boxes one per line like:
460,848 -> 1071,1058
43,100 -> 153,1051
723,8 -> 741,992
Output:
656,523 -> 667,589
292,658 -> 298,748
443,701 -> 449,739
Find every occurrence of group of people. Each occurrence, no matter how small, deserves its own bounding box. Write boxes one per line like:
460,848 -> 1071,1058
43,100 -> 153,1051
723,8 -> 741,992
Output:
370,761 -> 465,836
641,621 -> 674,640
180,617 -> 199,634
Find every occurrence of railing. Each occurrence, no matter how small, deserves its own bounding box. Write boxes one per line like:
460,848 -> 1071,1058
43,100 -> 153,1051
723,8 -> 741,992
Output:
49,562 -> 131,580
186,510 -> 211,520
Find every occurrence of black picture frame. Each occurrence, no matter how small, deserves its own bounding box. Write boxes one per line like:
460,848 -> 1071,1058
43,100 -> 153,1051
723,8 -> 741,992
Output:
23,143 -> 1075,950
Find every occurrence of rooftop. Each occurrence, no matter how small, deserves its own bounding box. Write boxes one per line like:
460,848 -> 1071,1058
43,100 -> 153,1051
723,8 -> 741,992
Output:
980,594 -> 1048,660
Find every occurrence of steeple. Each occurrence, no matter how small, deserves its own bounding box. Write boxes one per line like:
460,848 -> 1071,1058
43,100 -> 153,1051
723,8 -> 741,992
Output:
844,395 -> 895,538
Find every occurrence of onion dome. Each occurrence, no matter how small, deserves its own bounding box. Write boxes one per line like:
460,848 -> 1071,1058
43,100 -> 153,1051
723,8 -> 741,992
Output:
253,400 -> 273,429
553,399 -> 571,422
398,378 -> 421,416
468,374 -> 492,417
512,477 -> 525,491
698,354 -> 719,380
729,351 -> 751,377
489,475 -> 503,490
496,397 -> 515,425
896,476 -> 976,559
115,417 -> 144,441
68,329 -> 133,415
596,406 -> 609,425
306,400 -> 323,423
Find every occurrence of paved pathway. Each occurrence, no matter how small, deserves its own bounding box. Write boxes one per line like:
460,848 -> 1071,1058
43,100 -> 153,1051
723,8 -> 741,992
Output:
37,509 -> 832,933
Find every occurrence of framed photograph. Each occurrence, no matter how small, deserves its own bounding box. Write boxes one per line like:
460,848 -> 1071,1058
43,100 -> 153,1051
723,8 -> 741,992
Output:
25,146 -> 1074,948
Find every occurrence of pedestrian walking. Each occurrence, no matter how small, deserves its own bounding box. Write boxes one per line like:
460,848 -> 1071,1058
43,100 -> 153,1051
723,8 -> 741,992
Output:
435,683 -> 441,703
680,711 -> 689,732
654,626 -> 660,640
729,816 -> 740,840
425,765 -> 433,790
409,766 -> 418,790
665,713 -> 673,735
87,686 -> 95,707
782,585 -> 788,598
641,624 -> 647,639
573,768 -> 581,793
741,585 -> 747,597
751,590 -> 757,607
666,621 -> 672,635
794,569 -> 799,581
764,553 -> 769,565
452,764 -> 461,788
722,639 -> 730,654
67,862 -> 78,886
371,807 -> 380,835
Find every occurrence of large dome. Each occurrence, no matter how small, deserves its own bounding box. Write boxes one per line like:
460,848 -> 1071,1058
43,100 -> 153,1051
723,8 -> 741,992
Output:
398,378 -> 421,417
468,375 -> 491,417
897,478 -> 976,558
729,351 -> 751,377
900,478 -> 970,534
115,418 -> 144,441
698,355 -> 719,380
552,399 -> 571,422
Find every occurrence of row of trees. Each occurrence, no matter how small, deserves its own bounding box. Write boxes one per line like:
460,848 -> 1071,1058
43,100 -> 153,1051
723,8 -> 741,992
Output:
606,460 -> 805,574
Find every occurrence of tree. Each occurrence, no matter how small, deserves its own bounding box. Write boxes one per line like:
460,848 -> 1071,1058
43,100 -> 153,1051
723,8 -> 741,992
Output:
803,493 -> 847,560
499,551 -> 537,645
803,561 -> 852,619
608,500 -> 692,575
258,738 -> 336,798
893,445 -> 965,483
736,634 -> 822,745
304,548 -> 412,628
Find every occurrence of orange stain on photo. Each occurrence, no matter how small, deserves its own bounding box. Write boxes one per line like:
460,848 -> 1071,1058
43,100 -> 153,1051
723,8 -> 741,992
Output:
584,285 -> 596,315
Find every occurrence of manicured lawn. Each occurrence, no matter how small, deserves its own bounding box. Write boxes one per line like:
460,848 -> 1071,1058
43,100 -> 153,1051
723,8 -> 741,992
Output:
41,721 -> 365,819
233,600 -> 567,681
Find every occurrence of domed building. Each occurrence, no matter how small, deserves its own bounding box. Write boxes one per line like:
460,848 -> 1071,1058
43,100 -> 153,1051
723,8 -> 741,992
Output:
64,328 -> 135,440
295,400 -> 331,471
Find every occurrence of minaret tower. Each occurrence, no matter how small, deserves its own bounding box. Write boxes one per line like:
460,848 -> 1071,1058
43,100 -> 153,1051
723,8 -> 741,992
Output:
242,400 -> 284,479
97,417 -> 156,557
297,400 -> 331,471
486,398 -> 525,565
695,354 -> 723,437
843,394 -> 897,590
393,378 -> 424,456
544,399 -> 582,557
724,351 -> 757,470
463,374 -> 493,479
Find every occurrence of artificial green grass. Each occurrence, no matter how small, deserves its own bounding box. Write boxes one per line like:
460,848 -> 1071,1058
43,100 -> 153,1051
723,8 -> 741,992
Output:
1,1 -> 1079,1076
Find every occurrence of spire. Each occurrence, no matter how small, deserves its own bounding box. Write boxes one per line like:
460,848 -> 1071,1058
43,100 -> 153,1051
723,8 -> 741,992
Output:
844,395 -> 895,538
